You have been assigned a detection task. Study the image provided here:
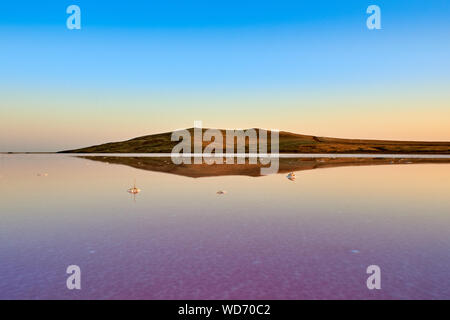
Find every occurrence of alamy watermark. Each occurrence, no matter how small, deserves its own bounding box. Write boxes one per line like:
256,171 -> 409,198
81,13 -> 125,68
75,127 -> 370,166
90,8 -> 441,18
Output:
366,265 -> 381,290
66,5 -> 81,30
65,5 -> 380,31
60,4 -> 385,296
66,265 -> 81,290
170,121 -> 280,175
366,5 -> 381,30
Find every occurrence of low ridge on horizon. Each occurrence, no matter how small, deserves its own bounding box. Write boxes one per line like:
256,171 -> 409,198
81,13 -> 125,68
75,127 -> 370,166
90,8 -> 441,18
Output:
60,128 -> 450,154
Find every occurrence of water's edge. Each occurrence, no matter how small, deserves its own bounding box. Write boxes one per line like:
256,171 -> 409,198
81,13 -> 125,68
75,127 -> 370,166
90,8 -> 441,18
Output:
2,152 -> 450,158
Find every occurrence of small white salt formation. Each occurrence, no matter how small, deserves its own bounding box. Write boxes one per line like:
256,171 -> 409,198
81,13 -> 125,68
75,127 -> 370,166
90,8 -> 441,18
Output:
286,172 -> 296,181
127,180 -> 141,194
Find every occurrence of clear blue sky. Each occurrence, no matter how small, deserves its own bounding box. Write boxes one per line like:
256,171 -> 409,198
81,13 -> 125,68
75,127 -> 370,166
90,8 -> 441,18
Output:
1,0 -> 449,92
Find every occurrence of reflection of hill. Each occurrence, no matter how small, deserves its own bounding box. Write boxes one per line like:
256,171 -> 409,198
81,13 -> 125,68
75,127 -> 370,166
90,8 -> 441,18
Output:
79,156 -> 450,178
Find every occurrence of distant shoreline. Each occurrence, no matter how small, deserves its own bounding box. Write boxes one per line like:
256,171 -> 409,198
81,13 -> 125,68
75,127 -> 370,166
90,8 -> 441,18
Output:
0,152 -> 57,154
2,152 -> 450,159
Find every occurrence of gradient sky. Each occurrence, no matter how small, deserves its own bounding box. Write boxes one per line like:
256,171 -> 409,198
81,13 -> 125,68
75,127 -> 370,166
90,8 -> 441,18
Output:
1,0 -> 449,151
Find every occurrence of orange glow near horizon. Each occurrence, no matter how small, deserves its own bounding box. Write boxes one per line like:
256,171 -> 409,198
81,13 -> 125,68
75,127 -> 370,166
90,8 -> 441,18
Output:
1,87 -> 449,151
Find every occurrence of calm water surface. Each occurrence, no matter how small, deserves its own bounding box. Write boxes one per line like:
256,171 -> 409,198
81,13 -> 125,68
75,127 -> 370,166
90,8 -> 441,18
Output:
0,154 -> 449,299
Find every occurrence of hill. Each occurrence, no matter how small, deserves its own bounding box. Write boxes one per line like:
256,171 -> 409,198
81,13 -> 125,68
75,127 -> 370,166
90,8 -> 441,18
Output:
61,128 -> 450,154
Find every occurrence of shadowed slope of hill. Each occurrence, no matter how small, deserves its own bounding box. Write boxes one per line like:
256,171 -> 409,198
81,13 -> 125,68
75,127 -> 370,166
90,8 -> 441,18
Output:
61,128 -> 450,154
